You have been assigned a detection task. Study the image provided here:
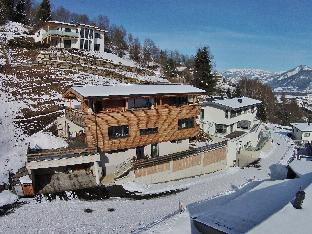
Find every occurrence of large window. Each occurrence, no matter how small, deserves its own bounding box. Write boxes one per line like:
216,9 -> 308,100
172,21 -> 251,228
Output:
128,98 -> 154,109
140,127 -> 158,136
108,125 -> 129,139
178,118 -> 194,130
65,28 -> 71,32
166,96 -> 188,106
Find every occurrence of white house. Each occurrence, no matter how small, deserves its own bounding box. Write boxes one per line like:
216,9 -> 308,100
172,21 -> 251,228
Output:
34,21 -> 106,52
290,122 -> 312,143
200,97 -> 262,136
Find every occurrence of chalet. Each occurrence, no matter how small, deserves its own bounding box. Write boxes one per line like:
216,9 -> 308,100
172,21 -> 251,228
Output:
58,84 -> 206,174
200,97 -> 262,136
34,21 -> 106,52
290,123 -> 312,143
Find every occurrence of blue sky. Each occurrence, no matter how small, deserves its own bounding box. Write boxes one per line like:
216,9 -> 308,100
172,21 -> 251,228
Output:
50,0 -> 312,72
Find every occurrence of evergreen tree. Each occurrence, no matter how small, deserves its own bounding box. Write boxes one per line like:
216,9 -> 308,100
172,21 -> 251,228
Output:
35,0 -> 51,25
226,88 -> 232,98
2,0 -> 14,22
257,104 -> 267,122
234,86 -> 241,97
14,0 -> 27,24
192,47 -> 216,94
163,58 -> 177,79
0,0 -> 7,24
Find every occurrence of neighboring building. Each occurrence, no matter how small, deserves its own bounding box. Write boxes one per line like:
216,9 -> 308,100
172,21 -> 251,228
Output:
200,97 -> 262,136
59,84 -> 206,173
290,123 -> 312,143
34,21 -> 106,52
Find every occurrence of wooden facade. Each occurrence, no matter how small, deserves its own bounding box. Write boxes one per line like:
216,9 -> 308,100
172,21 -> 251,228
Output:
63,86 -> 204,153
84,104 -> 200,152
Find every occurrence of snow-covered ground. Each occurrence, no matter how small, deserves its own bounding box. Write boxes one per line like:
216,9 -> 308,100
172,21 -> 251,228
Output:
0,130 -> 296,233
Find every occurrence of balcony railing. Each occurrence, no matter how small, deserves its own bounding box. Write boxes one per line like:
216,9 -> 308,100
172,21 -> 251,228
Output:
65,108 -> 85,127
43,30 -> 79,39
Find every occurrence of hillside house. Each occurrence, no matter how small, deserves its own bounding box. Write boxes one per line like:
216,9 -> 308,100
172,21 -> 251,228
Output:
58,84 -> 206,175
200,97 -> 262,136
291,123 -> 312,143
34,21 -> 106,52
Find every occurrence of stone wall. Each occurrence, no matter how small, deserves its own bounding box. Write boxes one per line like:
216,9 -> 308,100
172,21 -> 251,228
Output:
35,50 -> 154,83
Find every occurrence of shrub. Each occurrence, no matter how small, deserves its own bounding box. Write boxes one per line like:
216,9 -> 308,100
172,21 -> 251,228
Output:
8,37 -> 50,50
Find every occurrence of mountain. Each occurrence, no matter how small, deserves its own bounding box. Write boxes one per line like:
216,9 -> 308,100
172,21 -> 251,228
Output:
222,65 -> 312,93
269,65 -> 312,93
222,68 -> 278,84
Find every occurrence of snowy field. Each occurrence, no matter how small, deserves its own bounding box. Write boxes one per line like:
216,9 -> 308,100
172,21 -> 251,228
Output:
0,130 -> 297,233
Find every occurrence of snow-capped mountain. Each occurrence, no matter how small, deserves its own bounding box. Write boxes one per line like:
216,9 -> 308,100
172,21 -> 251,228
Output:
269,65 -> 312,92
222,65 -> 312,93
222,68 -> 278,84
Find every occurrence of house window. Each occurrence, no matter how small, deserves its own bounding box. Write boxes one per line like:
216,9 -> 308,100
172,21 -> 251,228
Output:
200,109 -> 204,120
65,28 -> 71,32
80,39 -> 84,49
95,32 -> 101,39
94,44 -> 100,51
166,96 -> 188,106
151,143 -> 159,158
178,118 -> 194,130
128,98 -> 154,109
136,146 -> 145,160
80,28 -> 85,38
140,127 -> 158,136
216,124 -> 227,134
64,40 -> 71,48
303,133 -> 311,137
108,125 -> 129,139
90,29 -> 94,39
225,111 -> 229,118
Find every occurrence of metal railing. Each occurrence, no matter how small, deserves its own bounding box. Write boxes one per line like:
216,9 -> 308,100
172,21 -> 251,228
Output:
134,140 -> 227,169
27,147 -> 97,162
43,30 -> 79,39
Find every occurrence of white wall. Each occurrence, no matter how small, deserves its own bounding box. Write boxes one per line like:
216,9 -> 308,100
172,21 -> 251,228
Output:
200,105 -> 258,135
293,127 -> 312,143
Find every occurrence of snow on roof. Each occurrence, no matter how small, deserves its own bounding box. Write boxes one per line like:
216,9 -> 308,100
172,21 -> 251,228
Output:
290,122 -> 312,132
206,96 -> 262,109
19,175 -> 32,184
70,84 -> 206,98
46,21 -> 106,32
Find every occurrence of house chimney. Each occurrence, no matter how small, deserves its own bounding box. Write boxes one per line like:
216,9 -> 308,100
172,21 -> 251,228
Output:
238,98 -> 242,103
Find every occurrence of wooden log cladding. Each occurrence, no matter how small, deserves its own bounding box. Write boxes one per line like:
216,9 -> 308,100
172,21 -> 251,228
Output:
84,105 -> 200,152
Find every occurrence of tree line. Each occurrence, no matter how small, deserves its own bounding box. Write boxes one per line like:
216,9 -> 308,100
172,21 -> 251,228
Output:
232,78 -> 305,125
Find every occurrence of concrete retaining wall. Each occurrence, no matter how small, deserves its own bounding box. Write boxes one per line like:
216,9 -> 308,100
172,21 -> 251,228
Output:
133,147 -> 226,183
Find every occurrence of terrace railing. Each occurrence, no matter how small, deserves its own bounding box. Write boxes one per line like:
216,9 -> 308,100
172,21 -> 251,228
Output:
134,140 -> 227,169
65,108 -> 85,127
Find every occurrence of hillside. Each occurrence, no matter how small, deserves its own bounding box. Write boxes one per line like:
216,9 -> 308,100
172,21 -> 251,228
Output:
0,21 -> 167,135
0,22 -> 167,183
222,65 -> 312,93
